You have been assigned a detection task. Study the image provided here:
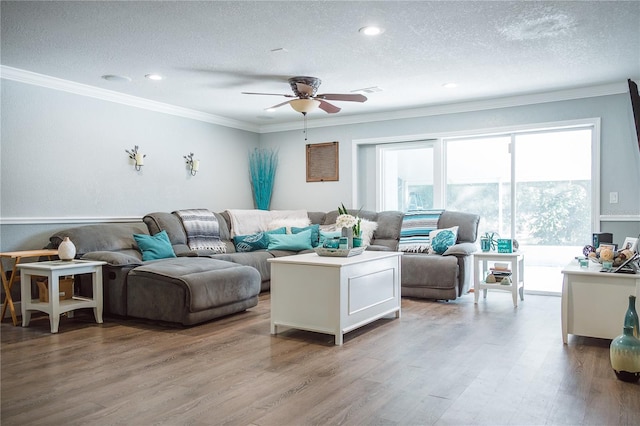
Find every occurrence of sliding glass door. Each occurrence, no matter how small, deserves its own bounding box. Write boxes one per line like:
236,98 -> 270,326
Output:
446,127 -> 593,294
373,123 -> 596,294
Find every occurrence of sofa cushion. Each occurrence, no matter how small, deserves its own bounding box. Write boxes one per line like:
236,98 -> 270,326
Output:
81,251 -> 143,266
443,242 -> 477,256
398,210 -> 443,253
126,257 -> 260,314
267,229 -> 313,251
438,211 -> 480,243
49,223 -> 148,256
233,227 -> 286,252
133,231 -> 177,261
292,224 -> 320,247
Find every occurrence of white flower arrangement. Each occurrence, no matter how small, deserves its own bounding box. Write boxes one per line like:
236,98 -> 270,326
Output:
337,203 -> 363,237
336,214 -> 358,230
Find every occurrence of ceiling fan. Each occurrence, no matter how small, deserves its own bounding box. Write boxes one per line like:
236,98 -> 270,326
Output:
242,76 -> 368,115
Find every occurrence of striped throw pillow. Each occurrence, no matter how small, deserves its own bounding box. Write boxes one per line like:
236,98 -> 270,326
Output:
398,210 -> 443,253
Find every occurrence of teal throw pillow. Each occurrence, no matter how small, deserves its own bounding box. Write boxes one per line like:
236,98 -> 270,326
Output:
233,227 -> 286,252
133,230 -> 177,261
267,229 -> 313,251
431,229 -> 457,254
292,224 -> 320,247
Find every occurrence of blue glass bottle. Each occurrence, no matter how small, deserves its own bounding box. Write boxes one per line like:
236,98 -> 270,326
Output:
624,295 -> 639,338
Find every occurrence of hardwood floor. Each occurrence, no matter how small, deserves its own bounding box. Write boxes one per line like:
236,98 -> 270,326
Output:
2,292 -> 639,425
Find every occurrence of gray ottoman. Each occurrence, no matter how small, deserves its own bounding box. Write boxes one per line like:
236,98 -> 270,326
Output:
126,257 -> 261,325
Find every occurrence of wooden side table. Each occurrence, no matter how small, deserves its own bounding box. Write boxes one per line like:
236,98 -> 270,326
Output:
18,259 -> 106,333
473,252 -> 525,307
1,249 -> 59,325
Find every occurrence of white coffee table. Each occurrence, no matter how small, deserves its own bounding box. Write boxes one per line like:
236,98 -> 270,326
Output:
18,259 -> 106,333
268,251 -> 402,345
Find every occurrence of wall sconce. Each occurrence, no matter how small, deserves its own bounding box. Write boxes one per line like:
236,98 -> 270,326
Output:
125,145 -> 145,171
184,152 -> 200,176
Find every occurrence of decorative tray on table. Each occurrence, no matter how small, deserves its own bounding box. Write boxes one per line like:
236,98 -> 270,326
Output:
314,246 -> 366,257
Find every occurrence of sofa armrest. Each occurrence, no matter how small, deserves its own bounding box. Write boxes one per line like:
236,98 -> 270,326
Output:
81,251 -> 143,267
442,242 -> 477,257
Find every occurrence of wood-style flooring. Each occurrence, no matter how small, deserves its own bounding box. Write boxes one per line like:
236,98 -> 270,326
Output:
2,292 -> 639,425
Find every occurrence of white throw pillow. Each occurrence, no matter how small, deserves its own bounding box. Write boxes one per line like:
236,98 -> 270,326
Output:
359,219 -> 378,246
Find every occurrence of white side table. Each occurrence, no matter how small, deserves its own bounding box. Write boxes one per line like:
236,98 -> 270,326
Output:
473,252 -> 525,307
18,259 -> 106,333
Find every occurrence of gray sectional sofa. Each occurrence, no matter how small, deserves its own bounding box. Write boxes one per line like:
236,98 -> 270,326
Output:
48,208 -> 479,326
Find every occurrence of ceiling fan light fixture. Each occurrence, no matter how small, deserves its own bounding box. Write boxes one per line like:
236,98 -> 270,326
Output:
289,98 -> 320,113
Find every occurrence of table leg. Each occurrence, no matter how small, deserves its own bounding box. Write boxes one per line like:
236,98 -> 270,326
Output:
561,274 -> 569,344
49,272 -> 61,333
511,258 -> 518,307
1,259 -> 20,326
20,270 -> 32,327
92,269 -> 103,324
474,258 -> 480,304
519,256 -> 525,301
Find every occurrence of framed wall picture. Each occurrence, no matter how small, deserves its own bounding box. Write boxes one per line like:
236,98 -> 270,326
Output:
622,237 -> 638,253
306,141 -> 339,182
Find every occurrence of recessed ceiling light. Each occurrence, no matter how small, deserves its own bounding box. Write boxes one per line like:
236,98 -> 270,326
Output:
145,74 -> 163,81
359,26 -> 384,36
443,82 -> 458,89
101,74 -> 131,83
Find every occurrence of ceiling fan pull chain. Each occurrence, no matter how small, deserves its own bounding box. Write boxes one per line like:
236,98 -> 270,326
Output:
303,112 -> 308,141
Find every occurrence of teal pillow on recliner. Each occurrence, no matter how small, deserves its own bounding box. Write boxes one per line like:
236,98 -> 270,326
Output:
133,230 -> 177,261
430,227 -> 458,254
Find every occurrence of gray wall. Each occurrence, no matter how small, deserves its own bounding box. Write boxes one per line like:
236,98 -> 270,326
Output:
2,79 -> 639,253
1,80 -> 259,251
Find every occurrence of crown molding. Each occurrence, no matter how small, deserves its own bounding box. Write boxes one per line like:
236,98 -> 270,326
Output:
258,82 -> 630,133
0,65 -> 260,133
2,65 -> 631,135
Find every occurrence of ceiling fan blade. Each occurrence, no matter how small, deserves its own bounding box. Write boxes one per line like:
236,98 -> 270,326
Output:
242,92 -> 294,97
318,100 -> 341,114
295,82 -> 316,97
267,100 -> 292,109
316,93 -> 368,102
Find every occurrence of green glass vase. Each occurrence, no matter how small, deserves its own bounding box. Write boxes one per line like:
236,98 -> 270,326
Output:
623,295 -> 639,338
610,325 -> 640,382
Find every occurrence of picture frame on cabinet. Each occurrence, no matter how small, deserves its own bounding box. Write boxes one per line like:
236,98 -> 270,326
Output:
622,237 -> 638,253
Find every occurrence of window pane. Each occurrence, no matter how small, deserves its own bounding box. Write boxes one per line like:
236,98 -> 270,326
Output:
446,136 -> 512,238
380,143 -> 434,211
514,130 -> 592,246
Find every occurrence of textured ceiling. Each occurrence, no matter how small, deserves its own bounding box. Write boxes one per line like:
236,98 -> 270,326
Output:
2,1 -> 639,126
